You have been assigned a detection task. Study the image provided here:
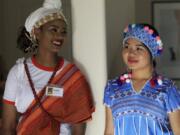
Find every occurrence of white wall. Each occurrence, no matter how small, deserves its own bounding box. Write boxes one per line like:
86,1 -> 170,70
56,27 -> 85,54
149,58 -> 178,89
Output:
72,0 -> 135,134
71,0 -> 107,135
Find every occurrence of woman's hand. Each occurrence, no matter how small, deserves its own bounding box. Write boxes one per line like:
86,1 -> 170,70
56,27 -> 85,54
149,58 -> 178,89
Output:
71,123 -> 86,135
2,103 -> 17,135
104,107 -> 114,135
169,110 -> 180,135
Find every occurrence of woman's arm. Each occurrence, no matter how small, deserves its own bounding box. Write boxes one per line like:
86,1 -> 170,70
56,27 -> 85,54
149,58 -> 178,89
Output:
2,103 -> 17,135
71,123 -> 86,135
104,107 -> 114,135
169,110 -> 180,135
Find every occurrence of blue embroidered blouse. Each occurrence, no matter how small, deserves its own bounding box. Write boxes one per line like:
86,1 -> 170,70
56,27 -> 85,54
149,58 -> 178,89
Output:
104,75 -> 180,135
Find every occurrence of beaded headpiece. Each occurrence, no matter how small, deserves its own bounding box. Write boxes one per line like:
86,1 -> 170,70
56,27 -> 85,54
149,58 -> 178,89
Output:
123,24 -> 163,58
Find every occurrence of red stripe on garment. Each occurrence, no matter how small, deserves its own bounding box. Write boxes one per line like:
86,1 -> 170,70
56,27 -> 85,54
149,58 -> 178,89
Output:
3,99 -> 15,105
31,55 -> 64,71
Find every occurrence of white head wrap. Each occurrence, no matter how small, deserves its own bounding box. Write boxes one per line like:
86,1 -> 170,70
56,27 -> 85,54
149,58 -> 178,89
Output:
25,0 -> 66,34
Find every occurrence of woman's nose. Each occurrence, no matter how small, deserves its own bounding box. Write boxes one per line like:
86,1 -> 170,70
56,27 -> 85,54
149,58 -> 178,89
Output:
128,47 -> 137,55
56,32 -> 66,38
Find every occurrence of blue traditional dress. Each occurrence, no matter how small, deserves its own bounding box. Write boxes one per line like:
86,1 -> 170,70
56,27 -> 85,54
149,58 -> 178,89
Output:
104,73 -> 180,135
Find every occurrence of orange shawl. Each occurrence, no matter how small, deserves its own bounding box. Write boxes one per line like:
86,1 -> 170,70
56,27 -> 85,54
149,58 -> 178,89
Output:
16,64 -> 94,135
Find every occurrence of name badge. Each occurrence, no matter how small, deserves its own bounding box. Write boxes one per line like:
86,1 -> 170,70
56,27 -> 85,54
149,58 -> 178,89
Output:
45,85 -> 64,97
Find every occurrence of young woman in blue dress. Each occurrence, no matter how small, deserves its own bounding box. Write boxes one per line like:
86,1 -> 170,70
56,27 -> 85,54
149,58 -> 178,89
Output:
104,23 -> 180,135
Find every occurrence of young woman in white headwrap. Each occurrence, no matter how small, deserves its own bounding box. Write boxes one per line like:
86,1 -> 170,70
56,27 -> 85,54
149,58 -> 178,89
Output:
2,0 -> 94,135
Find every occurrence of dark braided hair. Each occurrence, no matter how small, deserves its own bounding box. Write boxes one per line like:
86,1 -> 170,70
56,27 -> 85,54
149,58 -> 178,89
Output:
17,26 -> 37,53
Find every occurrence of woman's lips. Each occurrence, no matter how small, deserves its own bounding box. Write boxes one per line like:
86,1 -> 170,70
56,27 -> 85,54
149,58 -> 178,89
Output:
128,59 -> 138,64
52,40 -> 63,47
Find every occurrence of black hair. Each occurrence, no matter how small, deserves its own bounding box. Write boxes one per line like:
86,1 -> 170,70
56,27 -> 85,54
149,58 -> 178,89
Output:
140,23 -> 160,36
142,43 -> 157,68
17,26 -> 37,53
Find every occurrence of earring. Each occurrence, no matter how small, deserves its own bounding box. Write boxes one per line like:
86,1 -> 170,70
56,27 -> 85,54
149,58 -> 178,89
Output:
24,32 -> 38,53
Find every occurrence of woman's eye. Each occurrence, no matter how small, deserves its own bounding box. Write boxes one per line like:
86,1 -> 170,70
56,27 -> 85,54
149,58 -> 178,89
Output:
48,27 -> 67,36
61,30 -> 67,35
50,28 -> 58,32
136,47 -> 144,51
123,44 -> 129,49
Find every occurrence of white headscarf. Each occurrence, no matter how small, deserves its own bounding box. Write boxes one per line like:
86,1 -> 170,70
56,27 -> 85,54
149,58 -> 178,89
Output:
25,0 -> 66,34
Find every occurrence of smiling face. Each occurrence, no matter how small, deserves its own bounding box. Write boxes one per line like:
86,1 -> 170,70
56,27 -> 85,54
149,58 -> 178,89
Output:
34,19 -> 67,54
122,38 -> 153,71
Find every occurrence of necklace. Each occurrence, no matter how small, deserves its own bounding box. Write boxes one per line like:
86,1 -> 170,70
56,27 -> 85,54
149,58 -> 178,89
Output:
119,72 -> 163,87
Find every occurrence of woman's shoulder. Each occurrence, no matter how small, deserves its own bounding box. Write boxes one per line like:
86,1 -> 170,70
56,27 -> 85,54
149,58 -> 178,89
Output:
107,77 -> 120,85
158,74 -> 179,91
104,75 -> 130,96
106,75 -> 128,89
61,58 -> 87,76
6,57 -> 27,79
160,75 -> 175,87
62,58 -> 86,73
10,57 -> 26,71
15,57 -> 26,64
60,57 -> 74,65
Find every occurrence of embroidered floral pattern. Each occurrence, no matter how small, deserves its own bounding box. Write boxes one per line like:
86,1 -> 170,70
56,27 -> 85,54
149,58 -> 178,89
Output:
104,74 -> 180,135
